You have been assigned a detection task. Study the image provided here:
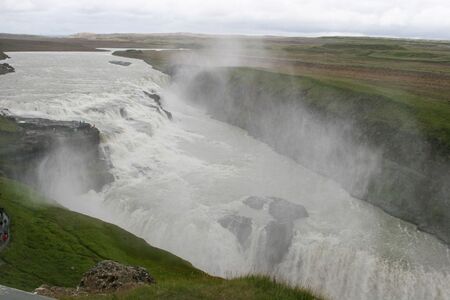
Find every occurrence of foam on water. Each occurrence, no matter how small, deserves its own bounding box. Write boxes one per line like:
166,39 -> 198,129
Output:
0,52 -> 449,300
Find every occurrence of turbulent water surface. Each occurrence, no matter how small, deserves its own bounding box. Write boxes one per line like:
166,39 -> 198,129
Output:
0,52 -> 449,300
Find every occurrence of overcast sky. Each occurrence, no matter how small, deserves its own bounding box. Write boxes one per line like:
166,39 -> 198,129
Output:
1,0 -> 450,39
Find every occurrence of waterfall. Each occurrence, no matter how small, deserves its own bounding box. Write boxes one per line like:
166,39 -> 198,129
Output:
0,51 -> 448,300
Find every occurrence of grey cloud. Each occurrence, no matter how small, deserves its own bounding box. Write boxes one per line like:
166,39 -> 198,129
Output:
0,0 -> 449,39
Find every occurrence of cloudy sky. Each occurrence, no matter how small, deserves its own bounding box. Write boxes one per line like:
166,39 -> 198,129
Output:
1,0 -> 450,39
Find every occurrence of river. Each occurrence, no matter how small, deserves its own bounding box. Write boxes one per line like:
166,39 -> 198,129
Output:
0,52 -> 449,300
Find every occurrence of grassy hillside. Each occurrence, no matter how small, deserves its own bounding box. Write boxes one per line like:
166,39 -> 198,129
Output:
229,67 -> 450,154
0,177 -> 319,299
0,177 -> 201,290
67,276 -> 316,300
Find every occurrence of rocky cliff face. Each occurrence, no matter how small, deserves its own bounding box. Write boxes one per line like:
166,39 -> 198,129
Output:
178,67 -> 450,244
0,114 -> 113,194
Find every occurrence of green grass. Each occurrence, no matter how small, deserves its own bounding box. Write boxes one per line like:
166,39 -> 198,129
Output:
67,276 -> 318,300
0,177 -> 320,299
0,177 -> 201,291
320,42 -> 406,51
0,116 -> 19,133
228,67 -> 450,153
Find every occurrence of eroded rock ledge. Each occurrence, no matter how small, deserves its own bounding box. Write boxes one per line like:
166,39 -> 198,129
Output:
0,112 -> 113,193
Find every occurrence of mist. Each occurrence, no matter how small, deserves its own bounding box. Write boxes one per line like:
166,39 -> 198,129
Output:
169,41 -> 382,200
167,39 -> 450,244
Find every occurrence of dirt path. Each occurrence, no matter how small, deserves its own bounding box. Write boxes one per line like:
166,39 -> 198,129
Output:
0,285 -> 54,300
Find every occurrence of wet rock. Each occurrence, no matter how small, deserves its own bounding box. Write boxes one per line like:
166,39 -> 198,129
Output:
80,260 -> 155,292
264,221 -> 293,265
109,60 -> 132,66
0,51 -> 14,75
162,109 -> 173,120
0,63 -> 14,75
144,91 -> 162,106
268,197 -> 308,222
0,52 -> 9,60
241,196 -> 308,267
218,215 -> 252,248
0,115 -> 113,192
119,107 -> 127,118
143,91 -> 173,120
125,49 -> 143,54
243,196 -> 268,210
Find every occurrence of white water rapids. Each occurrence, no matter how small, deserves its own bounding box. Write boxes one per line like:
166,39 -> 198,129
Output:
0,52 -> 449,300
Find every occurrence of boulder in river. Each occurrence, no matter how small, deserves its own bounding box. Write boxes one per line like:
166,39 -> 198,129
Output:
243,196 -> 268,210
220,196 -> 308,266
268,197 -> 309,222
144,91 -> 162,106
143,91 -> 173,120
109,60 -> 132,66
264,221 -> 294,265
0,63 -> 14,75
218,215 -> 252,248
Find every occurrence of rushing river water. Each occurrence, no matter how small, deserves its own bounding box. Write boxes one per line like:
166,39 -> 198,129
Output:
0,52 -> 449,300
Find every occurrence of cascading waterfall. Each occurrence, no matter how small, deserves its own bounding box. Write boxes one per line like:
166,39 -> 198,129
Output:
0,51 -> 449,300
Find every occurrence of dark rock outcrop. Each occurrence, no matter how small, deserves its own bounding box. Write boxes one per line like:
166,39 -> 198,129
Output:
264,221 -> 294,265
143,91 -> 173,120
125,49 -> 143,54
243,196 -> 268,210
109,60 -> 132,66
0,114 -> 113,193
0,63 -> 14,75
119,107 -> 128,118
79,260 -> 155,292
218,215 -> 252,248
220,196 -> 308,265
144,91 -> 162,106
0,52 -> 14,75
0,52 -> 9,60
35,260 -> 154,298
268,197 -> 309,221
